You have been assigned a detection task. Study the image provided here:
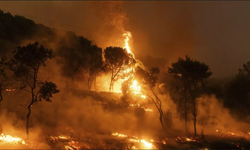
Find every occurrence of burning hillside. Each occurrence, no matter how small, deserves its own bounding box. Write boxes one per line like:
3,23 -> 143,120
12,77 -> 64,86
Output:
1,5 -> 250,150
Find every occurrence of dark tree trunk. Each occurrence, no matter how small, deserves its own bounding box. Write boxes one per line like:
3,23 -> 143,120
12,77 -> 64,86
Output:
184,87 -> 188,135
191,84 -> 197,137
0,84 -> 3,106
159,110 -> 164,129
109,78 -> 115,91
26,70 -> 37,137
26,100 -> 34,136
0,92 -> 2,107
193,106 -> 197,137
109,79 -> 112,91
88,76 -> 93,90
150,88 -> 165,129
109,72 -> 114,91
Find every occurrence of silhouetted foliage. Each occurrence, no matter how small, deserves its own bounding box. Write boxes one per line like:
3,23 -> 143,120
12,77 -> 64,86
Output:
0,57 -> 10,106
56,32 -> 90,84
87,45 -> 104,90
9,42 -> 59,136
168,55 -> 212,136
56,33 -> 104,89
0,9 -> 37,54
224,61 -> 250,120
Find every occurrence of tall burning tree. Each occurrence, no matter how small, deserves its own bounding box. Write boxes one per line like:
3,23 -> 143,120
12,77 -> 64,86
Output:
104,46 -> 135,91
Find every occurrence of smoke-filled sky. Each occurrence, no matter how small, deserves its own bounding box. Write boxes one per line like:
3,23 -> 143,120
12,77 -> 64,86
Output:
0,1 -> 250,77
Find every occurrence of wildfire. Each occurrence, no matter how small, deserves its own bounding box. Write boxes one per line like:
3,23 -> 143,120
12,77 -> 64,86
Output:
141,139 -> 153,149
144,108 -> 153,112
129,104 -> 153,112
123,32 -> 133,55
112,132 -> 156,149
120,31 -> 146,99
112,132 -> 128,138
0,133 -> 26,145
130,80 -> 141,94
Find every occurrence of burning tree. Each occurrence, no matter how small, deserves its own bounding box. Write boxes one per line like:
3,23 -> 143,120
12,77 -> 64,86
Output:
9,42 -> 59,136
133,66 -> 165,128
104,46 -> 135,91
168,56 -> 212,137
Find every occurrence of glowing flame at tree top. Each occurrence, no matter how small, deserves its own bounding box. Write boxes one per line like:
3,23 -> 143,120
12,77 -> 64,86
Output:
120,31 -> 146,99
123,32 -> 133,55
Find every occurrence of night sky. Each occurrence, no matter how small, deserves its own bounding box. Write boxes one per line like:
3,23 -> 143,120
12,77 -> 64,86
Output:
0,1 -> 250,77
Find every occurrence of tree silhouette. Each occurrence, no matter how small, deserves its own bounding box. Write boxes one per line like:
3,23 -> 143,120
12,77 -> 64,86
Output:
87,45 -> 104,90
238,61 -> 250,76
0,57 -> 10,106
168,56 -> 212,137
9,42 -> 59,136
56,35 -> 104,89
104,46 -> 135,91
56,34 -> 90,88
225,61 -> 250,120
134,66 -> 165,128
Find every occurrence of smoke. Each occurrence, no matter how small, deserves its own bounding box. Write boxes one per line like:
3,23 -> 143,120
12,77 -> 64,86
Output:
0,86 -> 163,146
1,2 -> 250,149
197,95 -> 250,135
124,2 -> 196,64
153,85 -> 250,137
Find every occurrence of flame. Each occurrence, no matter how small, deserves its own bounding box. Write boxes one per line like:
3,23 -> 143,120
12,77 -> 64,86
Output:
112,132 -> 128,138
129,104 -> 153,112
130,80 -> 141,94
141,139 -> 153,149
115,31 -> 146,99
58,135 -> 69,139
0,133 -> 26,145
111,132 -> 156,149
144,108 -> 153,112
123,32 -> 133,55
131,145 -> 138,149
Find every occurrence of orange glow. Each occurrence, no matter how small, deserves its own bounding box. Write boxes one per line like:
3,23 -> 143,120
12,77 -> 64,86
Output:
130,80 -> 141,94
111,132 -> 156,149
112,31 -> 146,99
144,108 -> 153,112
129,104 -> 153,112
112,132 -> 128,138
123,31 -> 133,55
141,139 -> 153,149
0,133 -> 26,145
58,136 -> 69,140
